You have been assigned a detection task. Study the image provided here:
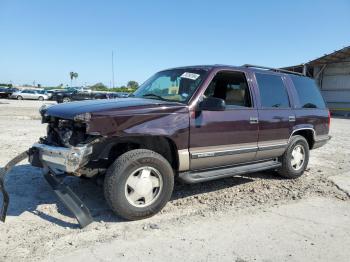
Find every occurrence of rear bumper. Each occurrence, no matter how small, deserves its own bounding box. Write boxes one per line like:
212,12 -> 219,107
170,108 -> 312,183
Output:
29,143 -> 93,173
313,135 -> 331,149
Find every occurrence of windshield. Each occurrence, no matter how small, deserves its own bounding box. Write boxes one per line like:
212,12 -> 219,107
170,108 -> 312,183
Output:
133,68 -> 208,103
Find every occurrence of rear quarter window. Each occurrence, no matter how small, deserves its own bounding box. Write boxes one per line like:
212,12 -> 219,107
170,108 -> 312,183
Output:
290,75 -> 326,109
255,73 -> 290,108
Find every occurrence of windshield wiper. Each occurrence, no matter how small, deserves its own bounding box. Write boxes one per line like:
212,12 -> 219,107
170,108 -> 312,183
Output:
142,93 -> 164,100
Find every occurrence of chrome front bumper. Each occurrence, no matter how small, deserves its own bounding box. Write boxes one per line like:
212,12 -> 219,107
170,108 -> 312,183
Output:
1,148 -> 94,228
29,143 -> 93,173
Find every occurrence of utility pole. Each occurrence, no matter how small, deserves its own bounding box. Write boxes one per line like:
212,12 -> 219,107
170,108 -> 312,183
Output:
112,51 -> 115,88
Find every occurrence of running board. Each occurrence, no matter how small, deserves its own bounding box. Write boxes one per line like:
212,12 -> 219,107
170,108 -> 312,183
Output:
178,160 -> 281,184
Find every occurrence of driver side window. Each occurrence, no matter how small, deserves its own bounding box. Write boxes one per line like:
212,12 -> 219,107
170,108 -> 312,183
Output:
204,71 -> 252,108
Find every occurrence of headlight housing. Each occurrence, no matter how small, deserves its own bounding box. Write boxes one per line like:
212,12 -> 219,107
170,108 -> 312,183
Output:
39,104 -> 52,115
74,112 -> 91,122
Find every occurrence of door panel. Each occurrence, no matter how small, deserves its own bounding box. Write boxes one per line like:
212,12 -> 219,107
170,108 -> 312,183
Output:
256,109 -> 292,160
22,91 -> 31,99
189,70 -> 259,170
253,73 -> 294,160
190,109 -> 258,170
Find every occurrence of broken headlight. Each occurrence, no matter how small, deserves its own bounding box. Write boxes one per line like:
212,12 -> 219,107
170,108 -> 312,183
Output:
74,113 -> 91,122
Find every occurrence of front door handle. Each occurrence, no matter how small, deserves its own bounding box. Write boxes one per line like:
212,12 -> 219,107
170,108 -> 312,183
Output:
289,115 -> 296,122
250,117 -> 259,124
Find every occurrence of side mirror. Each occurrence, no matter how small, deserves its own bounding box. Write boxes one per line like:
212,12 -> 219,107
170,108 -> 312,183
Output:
198,97 -> 226,111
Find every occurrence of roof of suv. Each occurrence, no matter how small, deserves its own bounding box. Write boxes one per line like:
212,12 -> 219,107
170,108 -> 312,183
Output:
165,64 -> 306,77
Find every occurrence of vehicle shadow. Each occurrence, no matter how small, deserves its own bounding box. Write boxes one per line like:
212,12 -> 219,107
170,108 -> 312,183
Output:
171,170 -> 283,201
1,164 -> 282,228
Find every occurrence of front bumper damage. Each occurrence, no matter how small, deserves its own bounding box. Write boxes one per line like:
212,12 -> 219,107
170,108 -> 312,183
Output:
0,143 -> 94,228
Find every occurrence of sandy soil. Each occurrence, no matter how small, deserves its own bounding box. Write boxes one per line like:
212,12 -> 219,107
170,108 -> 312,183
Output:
0,100 -> 349,261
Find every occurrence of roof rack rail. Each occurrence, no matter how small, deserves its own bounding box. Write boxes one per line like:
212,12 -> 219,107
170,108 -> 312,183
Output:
242,64 -> 305,76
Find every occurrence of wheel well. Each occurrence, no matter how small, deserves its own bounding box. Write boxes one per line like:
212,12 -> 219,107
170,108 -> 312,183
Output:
107,136 -> 179,170
291,129 -> 315,149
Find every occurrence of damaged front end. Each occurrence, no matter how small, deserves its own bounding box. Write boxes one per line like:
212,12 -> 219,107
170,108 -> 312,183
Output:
0,106 -> 101,228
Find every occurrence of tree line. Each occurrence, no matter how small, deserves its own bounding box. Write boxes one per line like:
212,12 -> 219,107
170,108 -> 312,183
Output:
90,81 -> 139,93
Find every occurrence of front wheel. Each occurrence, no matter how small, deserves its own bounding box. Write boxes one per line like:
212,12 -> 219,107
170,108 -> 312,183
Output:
278,135 -> 309,179
38,96 -> 44,101
104,149 -> 174,220
17,95 -> 23,100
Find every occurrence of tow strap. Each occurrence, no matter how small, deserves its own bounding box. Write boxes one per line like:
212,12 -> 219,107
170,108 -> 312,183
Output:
0,151 -> 93,228
0,151 -> 29,222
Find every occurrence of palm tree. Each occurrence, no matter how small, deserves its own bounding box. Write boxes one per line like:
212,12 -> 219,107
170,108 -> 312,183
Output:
70,72 -> 74,87
69,72 -> 79,87
73,72 -> 78,86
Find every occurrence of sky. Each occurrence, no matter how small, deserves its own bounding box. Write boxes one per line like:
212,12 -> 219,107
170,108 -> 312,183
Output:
0,0 -> 349,87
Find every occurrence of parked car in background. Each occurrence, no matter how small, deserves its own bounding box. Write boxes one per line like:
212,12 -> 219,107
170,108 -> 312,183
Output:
54,89 -> 129,103
54,89 -> 102,103
44,90 -> 55,100
10,89 -> 49,100
110,92 -> 130,98
37,90 -> 52,99
0,87 -> 19,98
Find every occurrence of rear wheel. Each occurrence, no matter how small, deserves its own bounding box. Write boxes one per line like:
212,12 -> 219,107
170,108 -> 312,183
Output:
17,95 -> 23,100
278,135 -> 309,179
104,149 -> 174,220
38,96 -> 44,101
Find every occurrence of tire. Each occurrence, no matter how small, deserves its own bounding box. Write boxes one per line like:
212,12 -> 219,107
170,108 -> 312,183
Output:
17,96 -> 23,100
38,96 -> 44,101
62,97 -> 71,103
104,149 -> 174,220
278,135 -> 309,179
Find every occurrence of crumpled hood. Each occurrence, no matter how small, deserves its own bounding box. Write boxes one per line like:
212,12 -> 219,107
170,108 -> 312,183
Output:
46,98 -> 183,119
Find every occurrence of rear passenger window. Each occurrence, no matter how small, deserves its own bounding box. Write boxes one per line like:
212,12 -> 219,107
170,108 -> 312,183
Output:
255,73 -> 290,108
290,75 -> 326,109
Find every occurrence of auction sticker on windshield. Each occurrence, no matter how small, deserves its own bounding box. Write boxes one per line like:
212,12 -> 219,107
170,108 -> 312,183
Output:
180,72 -> 200,80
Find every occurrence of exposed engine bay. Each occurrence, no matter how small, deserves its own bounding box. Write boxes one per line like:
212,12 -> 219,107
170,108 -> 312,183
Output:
42,118 -> 91,147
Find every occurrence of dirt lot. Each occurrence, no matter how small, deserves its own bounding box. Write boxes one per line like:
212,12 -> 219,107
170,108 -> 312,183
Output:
0,100 -> 350,261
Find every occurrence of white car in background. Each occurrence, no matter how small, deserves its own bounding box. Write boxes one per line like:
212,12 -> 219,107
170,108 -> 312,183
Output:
10,89 -> 49,101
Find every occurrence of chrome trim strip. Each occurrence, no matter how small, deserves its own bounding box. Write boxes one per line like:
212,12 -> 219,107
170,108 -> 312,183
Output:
191,147 -> 257,159
190,140 -> 289,160
190,142 -> 258,153
178,149 -> 190,171
258,143 -> 288,151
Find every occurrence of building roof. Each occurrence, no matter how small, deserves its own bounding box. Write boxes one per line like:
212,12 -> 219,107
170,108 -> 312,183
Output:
283,45 -> 350,71
308,46 -> 350,65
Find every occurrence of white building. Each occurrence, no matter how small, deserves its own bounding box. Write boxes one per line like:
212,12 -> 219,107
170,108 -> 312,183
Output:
283,46 -> 350,116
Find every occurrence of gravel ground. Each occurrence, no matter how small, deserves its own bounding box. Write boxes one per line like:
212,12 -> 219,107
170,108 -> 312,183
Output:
0,100 -> 349,261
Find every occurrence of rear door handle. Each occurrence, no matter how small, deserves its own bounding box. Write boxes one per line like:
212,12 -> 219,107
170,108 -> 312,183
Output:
250,117 -> 259,124
289,116 -> 296,122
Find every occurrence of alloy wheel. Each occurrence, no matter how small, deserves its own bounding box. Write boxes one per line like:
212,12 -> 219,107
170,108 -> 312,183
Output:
291,144 -> 305,171
125,166 -> 163,207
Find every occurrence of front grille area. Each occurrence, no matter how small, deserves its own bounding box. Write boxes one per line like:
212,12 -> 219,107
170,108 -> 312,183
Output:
43,118 -> 89,147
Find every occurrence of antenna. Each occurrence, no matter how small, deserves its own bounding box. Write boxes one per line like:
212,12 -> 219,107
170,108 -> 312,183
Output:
111,51 -> 115,88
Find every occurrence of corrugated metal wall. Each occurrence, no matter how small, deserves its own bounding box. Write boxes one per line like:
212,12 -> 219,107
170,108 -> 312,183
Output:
314,57 -> 350,115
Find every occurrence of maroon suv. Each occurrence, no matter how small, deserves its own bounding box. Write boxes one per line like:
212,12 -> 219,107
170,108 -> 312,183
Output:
0,64 -> 331,227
